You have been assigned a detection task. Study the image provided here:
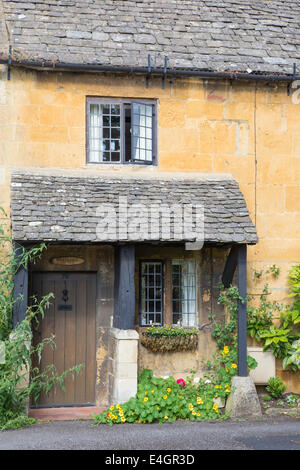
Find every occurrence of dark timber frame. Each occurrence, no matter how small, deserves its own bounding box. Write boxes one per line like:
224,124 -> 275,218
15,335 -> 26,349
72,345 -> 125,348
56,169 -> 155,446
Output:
12,243 -> 28,328
222,244 -> 248,377
114,244 -> 135,330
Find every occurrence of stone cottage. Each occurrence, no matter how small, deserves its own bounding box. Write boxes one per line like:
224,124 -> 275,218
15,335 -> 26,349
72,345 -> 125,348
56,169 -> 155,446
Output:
0,0 -> 299,411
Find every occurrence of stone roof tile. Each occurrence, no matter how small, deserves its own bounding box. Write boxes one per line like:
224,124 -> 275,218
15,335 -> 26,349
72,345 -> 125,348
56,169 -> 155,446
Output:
10,172 -> 258,245
0,1 -> 299,74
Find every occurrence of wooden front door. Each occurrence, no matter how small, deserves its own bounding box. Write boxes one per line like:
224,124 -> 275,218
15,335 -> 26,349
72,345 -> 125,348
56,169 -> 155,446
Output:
31,272 -> 97,407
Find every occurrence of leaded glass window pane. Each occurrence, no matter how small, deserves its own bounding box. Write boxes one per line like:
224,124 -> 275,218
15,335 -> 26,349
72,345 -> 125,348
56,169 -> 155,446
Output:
131,102 -> 153,163
88,103 -> 121,162
140,261 -> 163,326
172,260 -> 196,327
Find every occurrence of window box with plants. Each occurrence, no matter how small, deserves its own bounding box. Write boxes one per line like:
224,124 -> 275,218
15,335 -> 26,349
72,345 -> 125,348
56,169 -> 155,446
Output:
140,326 -> 199,353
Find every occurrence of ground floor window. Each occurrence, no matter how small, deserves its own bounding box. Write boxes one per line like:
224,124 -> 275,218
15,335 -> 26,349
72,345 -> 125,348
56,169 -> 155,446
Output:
140,261 -> 163,326
172,260 -> 196,327
139,259 -> 197,327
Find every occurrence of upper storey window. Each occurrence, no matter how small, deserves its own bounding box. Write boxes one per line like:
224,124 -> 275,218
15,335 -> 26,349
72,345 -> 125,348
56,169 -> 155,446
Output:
86,98 -> 156,165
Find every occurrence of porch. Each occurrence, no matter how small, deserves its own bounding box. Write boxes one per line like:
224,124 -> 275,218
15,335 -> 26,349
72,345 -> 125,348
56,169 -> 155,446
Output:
10,170 -> 257,411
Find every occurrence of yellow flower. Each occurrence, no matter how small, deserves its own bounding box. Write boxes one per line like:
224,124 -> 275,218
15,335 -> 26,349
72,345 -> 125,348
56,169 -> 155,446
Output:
109,406 -> 114,411
225,388 -> 231,393
196,412 -> 200,417
188,403 -> 193,410
164,416 -> 168,420
197,397 -> 203,404
151,390 -> 155,394
167,388 -> 171,393
121,417 -> 126,423
143,397 -> 148,403
138,419 -> 142,423
231,363 -> 237,369
223,346 -> 229,355
192,410 -> 196,415
119,410 -> 124,416
163,395 -> 167,400
213,403 -> 219,413
145,391 -> 147,395
116,404 -> 120,409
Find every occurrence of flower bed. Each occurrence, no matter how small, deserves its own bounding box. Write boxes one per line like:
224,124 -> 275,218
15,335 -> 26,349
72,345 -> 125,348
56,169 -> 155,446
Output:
140,326 -> 199,352
93,346 -> 240,426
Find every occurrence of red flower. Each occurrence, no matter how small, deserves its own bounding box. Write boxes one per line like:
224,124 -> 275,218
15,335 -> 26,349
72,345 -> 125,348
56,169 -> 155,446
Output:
177,378 -> 186,387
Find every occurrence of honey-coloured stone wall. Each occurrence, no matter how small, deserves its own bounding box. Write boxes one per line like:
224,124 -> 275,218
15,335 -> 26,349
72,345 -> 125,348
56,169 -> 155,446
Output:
0,66 -> 299,391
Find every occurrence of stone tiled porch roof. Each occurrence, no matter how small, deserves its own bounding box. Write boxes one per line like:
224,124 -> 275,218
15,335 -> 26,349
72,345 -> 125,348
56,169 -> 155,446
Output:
10,171 -> 258,245
0,1 -> 300,76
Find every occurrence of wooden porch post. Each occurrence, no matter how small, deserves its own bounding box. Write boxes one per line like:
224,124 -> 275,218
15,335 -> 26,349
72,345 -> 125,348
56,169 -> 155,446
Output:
12,243 -> 28,328
114,244 -> 135,330
237,244 -> 247,377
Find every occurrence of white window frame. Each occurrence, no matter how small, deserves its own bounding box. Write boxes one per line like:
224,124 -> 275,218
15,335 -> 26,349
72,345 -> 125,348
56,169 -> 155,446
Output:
86,97 -> 157,165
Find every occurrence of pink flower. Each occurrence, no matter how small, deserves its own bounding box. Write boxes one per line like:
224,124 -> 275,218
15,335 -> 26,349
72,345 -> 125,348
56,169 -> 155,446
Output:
177,378 -> 186,387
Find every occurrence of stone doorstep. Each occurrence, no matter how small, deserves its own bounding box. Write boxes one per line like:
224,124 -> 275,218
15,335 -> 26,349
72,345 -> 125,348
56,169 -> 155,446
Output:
28,406 -> 105,422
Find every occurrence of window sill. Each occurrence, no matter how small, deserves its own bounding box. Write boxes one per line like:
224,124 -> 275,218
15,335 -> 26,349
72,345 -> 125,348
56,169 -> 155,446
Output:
83,163 -> 159,173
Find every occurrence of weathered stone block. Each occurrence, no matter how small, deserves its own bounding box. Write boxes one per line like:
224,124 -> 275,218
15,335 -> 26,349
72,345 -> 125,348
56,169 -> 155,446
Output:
225,376 -> 262,419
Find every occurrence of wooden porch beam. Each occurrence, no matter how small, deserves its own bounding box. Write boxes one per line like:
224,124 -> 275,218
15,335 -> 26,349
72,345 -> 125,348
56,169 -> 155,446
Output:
221,245 -> 238,288
114,244 -> 135,330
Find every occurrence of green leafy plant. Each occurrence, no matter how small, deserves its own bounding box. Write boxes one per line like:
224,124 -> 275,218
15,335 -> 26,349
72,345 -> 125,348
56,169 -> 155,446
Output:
266,265 -> 281,279
263,395 -> 271,402
246,284 -> 279,341
266,376 -> 286,399
284,264 -> 300,327
209,285 -> 257,373
0,415 -> 36,431
93,367 -> 231,426
144,325 -> 198,337
252,264 -> 280,281
288,264 -> 300,302
253,269 -> 263,279
247,265 -> 300,371
282,339 -> 300,371
259,325 -> 293,358
286,394 -> 300,407
209,285 -> 242,351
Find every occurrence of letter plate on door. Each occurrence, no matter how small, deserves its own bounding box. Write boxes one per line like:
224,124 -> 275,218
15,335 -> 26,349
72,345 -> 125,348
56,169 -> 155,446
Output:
58,305 -> 72,311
